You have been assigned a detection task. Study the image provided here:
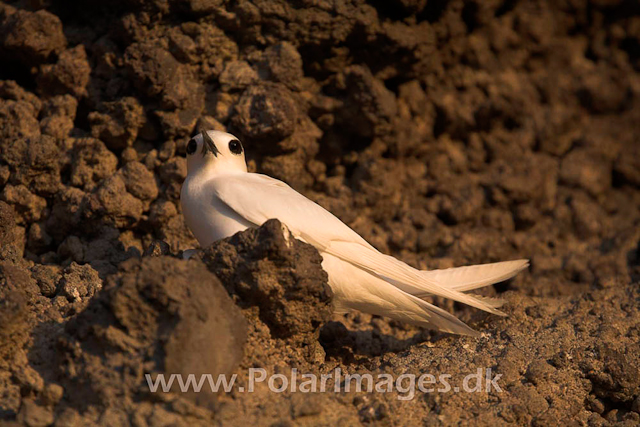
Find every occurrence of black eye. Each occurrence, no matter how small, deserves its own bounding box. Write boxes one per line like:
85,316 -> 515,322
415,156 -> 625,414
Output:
186,139 -> 197,155
229,139 -> 243,155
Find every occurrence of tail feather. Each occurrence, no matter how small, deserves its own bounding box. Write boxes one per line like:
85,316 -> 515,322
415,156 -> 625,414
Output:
420,260 -> 529,293
324,253 -> 481,337
323,246 -> 529,335
408,294 -> 482,337
325,241 -> 509,316
470,294 -> 506,309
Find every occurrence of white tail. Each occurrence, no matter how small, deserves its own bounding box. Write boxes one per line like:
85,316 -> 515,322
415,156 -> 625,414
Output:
420,259 -> 529,292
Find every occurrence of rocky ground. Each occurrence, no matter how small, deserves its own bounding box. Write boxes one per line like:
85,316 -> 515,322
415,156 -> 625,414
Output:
1,0 -> 639,425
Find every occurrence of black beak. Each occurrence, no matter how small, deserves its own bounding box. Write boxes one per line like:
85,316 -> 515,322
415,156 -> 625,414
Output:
201,131 -> 220,157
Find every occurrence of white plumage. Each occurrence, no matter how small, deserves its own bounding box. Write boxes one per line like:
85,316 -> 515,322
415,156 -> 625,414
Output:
181,130 -> 529,336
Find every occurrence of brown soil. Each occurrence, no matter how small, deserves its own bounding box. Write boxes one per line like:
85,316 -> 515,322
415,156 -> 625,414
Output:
1,0 -> 639,425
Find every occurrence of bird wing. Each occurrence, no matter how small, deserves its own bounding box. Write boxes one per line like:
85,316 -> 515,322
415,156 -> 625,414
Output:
210,173 -> 375,250
211,173 -> 505,315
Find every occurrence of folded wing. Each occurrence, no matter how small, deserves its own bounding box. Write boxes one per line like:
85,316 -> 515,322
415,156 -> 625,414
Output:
211,173 -> 517,316
210,173 -> 375,250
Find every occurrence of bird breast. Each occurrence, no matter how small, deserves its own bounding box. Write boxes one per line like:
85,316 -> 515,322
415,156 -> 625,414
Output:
181,176 -> 253,247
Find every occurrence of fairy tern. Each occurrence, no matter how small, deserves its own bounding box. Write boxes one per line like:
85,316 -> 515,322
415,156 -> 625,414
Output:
180,130 -> 529,336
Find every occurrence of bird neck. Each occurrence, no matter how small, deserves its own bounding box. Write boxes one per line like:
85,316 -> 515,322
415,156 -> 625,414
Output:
193,161 -> 246,180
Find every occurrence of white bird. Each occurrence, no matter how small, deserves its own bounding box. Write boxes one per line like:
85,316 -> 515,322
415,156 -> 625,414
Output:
180,130 -> 529,336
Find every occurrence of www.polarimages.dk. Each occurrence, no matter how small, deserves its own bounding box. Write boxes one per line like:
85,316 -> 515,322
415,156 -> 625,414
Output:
145,368 -> 503,401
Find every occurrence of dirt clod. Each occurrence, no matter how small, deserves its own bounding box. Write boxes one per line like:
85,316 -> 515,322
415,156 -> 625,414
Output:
0,8 -> 66,67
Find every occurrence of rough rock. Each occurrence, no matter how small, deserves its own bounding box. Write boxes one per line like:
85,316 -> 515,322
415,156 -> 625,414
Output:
57,256 -> 246,410
59,262 -> 102,303
218,60 -> 258,91
252,42 -> 304,89
37,45 -> 91,98
124,42 -> 204,110
88,97 -> 145,150
231,83 -> 298,142
1,184 -> 47,224
118,161 -> 158,202
39,95 -> 77,139
69,138 -> 118,191
46,186 -> 86,243
1,135 -> 62,196
335,65 -> 398,138
200,219 -> 332,344
30,264 -> 61,298
0,9 -> 66,67
0,99 -> 40,140
0,263 -> 32,363
84,175 -> 144,228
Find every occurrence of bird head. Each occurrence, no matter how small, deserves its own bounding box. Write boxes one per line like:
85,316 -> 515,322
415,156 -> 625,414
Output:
185,130 -> 247,176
